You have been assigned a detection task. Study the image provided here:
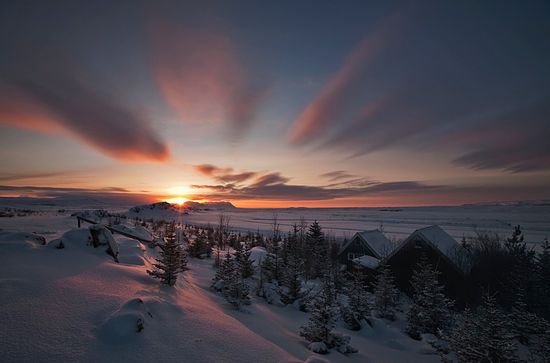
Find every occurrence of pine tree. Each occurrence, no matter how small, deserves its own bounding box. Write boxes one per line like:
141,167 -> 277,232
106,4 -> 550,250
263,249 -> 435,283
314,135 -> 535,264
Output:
510,294 -> 540,345
261,250 -> 284,283
374,263 -> 399,320
188,232 -> 208,258
346,272 -> 371,327
306,221 -> 328,279
147,224 -> 186,286
300,279 -> 356,354
535,237 -> 550,319
406,261 -> 454,339
448,293 -> 517,363
300,280 -> 337,347
279,225 -> 303,304
211,251 -> 233,290
222,255 -> 251,309
237,242 -> 255,278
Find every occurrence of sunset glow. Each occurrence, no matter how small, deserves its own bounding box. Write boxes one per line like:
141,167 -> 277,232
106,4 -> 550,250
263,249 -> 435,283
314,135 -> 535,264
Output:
0,1 -> 549,207
166,197 -> 188,206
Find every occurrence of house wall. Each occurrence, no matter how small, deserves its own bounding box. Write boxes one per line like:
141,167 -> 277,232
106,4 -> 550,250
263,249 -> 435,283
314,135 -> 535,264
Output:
338,236 -> 377,269
385,237 -> 468,304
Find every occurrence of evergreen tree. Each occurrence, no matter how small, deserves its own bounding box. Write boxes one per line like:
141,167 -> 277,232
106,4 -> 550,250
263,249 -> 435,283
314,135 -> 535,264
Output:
261,246 -> 283,283
448,293 -> 517,363
222,255 -> 251,309
300,279 -> 356,354
211,251 -> 233,290
306,221 -> 329,279
280,227 -> 304,304
346,272 -> 371,327
406,261 -> 454,339
147,224 -> 186,286
535,237 -> 550,319
503,225 -> 536,309
374,263 -> 399,320
300,280 -> 337,349
239,242 -> 255,278
510,294 -> 540,345
188,232 -> 208,258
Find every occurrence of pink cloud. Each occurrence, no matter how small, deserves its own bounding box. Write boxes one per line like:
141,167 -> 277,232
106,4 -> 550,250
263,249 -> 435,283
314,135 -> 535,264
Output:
0,64 -> 170,162
287,15 -> 401,144
151,21 -> 267,137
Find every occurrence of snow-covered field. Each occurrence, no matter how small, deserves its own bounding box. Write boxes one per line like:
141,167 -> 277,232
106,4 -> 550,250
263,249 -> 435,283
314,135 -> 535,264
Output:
0,213 -> 442,363
182,205 -> 550,246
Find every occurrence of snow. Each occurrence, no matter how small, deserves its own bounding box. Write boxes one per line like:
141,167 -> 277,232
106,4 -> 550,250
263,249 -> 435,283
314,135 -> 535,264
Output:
353,255 -> 380,269
175,205 -> 550,248
250,246 -> 268,266
0,212 -> 444,362
415,225 -> 460,260
357,230 -> 394,258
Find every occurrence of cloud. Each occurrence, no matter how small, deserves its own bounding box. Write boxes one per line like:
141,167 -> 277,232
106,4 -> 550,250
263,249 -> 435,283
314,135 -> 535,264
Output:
287,14 -> 401,144
286,5 -> 550,173
450,101 -> 550,173
320,170 -> 358,182
192,179 -> 441,201
0,185 -> 152,207
191,164 -> 441,201
193,164 -> 257,184
150,21 -> 269,139
249,173 -> 290,187
0,49 -> 170,162
0,172 -> 70,183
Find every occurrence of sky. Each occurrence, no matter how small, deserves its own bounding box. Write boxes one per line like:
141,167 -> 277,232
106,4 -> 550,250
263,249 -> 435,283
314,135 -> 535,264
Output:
0,0 -> 549,208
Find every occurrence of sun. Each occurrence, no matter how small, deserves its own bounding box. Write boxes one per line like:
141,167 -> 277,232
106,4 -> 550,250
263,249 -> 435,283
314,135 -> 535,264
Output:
167,197 -> 188,206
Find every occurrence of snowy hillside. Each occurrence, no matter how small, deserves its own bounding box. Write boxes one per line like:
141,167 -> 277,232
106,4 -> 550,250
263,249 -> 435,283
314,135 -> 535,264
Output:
0,213 -> 443,363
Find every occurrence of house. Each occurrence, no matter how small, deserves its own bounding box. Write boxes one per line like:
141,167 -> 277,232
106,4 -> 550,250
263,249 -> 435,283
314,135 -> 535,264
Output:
338,229 -> 395,270
384,225 -> 470,301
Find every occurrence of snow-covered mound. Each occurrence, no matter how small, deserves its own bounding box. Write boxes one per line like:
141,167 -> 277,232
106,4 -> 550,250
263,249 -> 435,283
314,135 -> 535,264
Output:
0,230 -> 46,249
97,297 -> 156,344
127,202 -> 182,221
47,228 -> 92,249
117,238 -> 148,266
250,246 -> 268,266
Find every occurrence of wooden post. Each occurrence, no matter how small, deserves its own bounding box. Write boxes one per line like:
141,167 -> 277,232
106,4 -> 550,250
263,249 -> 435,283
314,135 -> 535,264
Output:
77,217 -> 81,228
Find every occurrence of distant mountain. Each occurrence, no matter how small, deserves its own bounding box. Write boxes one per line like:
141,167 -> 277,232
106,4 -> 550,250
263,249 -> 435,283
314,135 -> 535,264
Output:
183,201 -> 237,211
127,202 -> 182,220
462,200 -> 550,207
126,201 -> 237,221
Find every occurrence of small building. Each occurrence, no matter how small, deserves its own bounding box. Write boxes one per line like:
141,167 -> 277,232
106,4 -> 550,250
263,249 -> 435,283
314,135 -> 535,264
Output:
338,229 -> 395,270
384,225 -> 470,301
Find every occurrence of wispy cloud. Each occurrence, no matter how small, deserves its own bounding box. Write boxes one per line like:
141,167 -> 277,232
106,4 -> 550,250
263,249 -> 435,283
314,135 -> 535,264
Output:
0,49 -> 170,162
194,164 -> 257,184
287,13 -> 401,144
450,101 -> 550,173
150,20 -> 269,139
0,185 -> 151,207
191,163 -> 440,201
286,5 -> 550,173
320,170 -> 358,182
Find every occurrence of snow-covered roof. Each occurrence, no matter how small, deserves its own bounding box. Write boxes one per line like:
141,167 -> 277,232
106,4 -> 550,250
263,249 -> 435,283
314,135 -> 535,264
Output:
415,225 -> 458,257
353,255 -> 380,270
339,229 -> 393,259
357,230 -> 393,258
389,225 -> 470,273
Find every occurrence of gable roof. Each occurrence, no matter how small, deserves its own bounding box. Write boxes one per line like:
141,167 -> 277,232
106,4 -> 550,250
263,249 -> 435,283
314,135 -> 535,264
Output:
340,229 -> 393,259
387,225 -> 470,274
